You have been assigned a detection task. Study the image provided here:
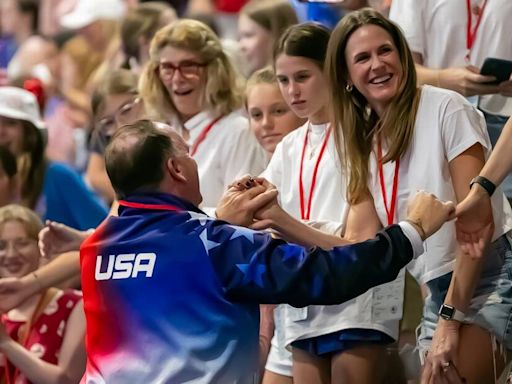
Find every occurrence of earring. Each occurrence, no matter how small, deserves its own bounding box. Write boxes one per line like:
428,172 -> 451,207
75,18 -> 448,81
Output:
345,83 -> 353,92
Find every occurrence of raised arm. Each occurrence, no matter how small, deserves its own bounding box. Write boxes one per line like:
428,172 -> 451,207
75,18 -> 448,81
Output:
446,143 -> 488,314
0,252 -> 81,313
423,143 -> 489,382
477,116 -> 512,188
455,117 -> 512,257
212,192 -> 453,307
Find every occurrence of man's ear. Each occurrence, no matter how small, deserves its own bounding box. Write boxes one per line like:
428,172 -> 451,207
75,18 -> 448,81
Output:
165,157 -> 187,183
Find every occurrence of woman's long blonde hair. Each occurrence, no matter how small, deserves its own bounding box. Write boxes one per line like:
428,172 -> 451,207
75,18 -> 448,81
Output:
325,8 -> 421,204
139,19 -> 244,121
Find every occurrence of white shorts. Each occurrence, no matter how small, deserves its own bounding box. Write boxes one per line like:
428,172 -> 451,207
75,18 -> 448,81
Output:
265,305 -> 292,377
265,332 -> 293,377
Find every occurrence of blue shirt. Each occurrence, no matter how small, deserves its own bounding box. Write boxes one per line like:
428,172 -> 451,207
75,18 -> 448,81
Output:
37,162 -> 108,230
291,0 -> 344,29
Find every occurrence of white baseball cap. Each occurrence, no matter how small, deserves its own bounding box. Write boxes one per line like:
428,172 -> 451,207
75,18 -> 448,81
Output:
60,0 -> 126,30
0,87 -> 45,129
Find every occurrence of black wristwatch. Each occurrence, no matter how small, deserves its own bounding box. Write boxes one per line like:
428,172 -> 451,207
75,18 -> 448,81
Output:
438,304 -> 465,322
469,176 -> 496,197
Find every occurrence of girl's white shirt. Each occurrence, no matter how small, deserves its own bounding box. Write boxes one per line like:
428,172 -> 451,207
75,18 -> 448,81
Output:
262,120 -> 400,345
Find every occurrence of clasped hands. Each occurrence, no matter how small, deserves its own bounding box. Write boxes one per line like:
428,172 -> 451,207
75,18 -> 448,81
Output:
215,176 -> 280,228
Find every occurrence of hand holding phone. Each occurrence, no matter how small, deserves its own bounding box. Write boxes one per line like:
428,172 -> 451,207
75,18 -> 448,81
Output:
480,58 -> 512,85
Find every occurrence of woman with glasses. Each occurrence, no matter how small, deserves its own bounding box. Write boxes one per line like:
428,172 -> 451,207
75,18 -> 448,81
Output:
0,204 -> 86,384
140,19 -> 267,210
87,69 -> 146,204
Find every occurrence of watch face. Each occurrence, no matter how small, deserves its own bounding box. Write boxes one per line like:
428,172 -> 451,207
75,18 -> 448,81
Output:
439,305 -> 455,319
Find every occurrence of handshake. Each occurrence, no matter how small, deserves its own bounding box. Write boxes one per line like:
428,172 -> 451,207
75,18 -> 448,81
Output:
216,176 -> 456,242
216,176 -> 280,230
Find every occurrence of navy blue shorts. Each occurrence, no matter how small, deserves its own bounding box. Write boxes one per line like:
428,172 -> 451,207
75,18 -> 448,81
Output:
291,328 -> 394,357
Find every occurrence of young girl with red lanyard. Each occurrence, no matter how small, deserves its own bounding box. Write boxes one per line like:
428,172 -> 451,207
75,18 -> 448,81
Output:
0,205 -> 85,384
139,19 -> 267,211
245,66 -> 305,384
259,23 -> 399,384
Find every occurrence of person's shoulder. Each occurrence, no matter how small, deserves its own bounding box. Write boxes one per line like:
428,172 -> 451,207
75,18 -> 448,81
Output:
420,85 -> 474,111
45,161 -> 78,179
219,110 -> 249,131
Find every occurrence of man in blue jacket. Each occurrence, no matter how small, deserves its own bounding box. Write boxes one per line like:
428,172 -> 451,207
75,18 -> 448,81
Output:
80,119 -> 455,383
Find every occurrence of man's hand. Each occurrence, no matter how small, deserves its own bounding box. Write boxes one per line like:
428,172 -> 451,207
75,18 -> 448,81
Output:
216,184 -> 278,227
227,176 -> 283,230
455,184 -> 494,259
406,192 -> 456,240
439,66 -> 499,97
38,221 -> 90,258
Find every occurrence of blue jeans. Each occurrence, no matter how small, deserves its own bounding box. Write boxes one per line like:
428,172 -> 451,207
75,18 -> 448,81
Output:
417,235 -> 512,354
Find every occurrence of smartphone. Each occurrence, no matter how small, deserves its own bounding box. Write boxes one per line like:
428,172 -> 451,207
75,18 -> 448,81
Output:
480,57 -> 512,84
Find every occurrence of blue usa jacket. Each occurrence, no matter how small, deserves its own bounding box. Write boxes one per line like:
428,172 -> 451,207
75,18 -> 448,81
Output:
80,192 -> 414,384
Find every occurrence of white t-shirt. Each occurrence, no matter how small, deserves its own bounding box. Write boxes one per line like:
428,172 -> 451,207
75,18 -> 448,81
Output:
181,110 -> 268,210
389,0 -> 512,116
263,121 -> 399,345
369,85 -> 512,284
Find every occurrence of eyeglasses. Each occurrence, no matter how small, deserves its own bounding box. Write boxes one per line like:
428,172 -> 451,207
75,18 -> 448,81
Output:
93,96 -> 144,146
158,61 -> 207,79
0,238 -> 37,255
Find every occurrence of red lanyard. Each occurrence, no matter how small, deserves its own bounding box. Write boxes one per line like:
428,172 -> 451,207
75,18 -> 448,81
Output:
465,0 -> 488,62
189,115 -> 223,156
118,200 -> 181,212
377,140 -> 400,226
298,126 -> 331,220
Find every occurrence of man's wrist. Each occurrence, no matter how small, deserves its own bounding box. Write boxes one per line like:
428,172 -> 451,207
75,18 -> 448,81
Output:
403,218 -> 426,240
398,221 -> 424,259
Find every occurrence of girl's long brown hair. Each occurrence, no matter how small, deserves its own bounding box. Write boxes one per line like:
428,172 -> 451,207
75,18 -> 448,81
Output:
18,121 -> 46,209
325,8 -> 421,204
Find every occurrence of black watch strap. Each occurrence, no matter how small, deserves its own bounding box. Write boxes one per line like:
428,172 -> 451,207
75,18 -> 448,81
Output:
470,176 -> 496,197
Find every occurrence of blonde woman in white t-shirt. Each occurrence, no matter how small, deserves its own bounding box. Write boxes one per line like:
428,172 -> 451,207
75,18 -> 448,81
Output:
139,19 -> 267,209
